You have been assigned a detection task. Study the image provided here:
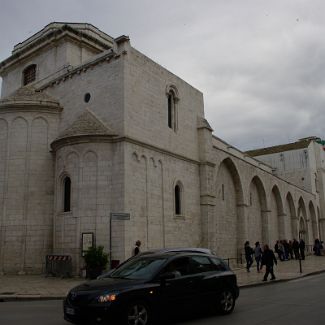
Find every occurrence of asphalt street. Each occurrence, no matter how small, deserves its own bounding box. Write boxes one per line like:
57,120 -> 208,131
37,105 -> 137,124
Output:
1,273 -> 325,325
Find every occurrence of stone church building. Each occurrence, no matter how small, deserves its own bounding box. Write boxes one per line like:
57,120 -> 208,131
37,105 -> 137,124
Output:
0,23 -> 323,274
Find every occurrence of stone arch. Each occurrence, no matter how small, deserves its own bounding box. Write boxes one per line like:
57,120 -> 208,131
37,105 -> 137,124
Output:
298,197 -> 308,243
57,171 -> 72,213
132,152 -> 140,162
173,180 -> 184,216
166,84 -> 179,131
81,151 -> 98,216
285,192 -> 296,239
0,118 -> 8,186
65,151 -> 80,212
215,158 -> 244,258
248,176 -> 267,245
309,201 -> 318,240
10,117 -> 28,157
31,117 -> 49,153
269,185 -> 285,244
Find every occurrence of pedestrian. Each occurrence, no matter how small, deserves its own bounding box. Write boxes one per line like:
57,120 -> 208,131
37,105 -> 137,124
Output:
275,240 -> 284,261
133,240 -> 141,256
292,239 -> 300,259
244,241 -> 254,272
261,244 -> 277,281
254,241 -> 263,273
282,240 -> 289,260
313,239 -> 321,256
288,240 -> 294,259
299,238 -> 305,260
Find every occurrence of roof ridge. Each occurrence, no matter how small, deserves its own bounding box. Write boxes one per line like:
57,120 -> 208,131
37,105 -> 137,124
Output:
58,109 -> 117,139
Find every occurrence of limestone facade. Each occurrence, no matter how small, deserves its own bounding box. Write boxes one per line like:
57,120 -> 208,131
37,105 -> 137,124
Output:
0,23 -> 322,274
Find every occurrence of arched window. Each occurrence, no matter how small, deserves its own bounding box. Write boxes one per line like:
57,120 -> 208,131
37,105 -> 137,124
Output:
166,85 -> 179,131
23,64 -> 36,86
174,182 -> 183,215
63,177 -> 71,212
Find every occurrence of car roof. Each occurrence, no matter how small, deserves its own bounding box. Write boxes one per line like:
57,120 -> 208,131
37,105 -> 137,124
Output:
135,250 -> 217,260
139,247 -> 215,256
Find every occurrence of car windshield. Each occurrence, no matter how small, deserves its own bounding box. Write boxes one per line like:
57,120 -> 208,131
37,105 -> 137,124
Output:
110,257 -> 167,280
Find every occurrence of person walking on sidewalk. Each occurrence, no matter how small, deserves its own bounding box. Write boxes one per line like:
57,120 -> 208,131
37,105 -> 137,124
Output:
254,241 -> 263,273
292,239 -> 300,259
261,244 -> 277,281
299,238 -> 305,260
244,241 -> 254,272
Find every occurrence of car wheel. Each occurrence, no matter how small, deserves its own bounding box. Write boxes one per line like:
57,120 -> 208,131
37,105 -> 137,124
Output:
126,300 -> 150,325
218,290 -> 235,314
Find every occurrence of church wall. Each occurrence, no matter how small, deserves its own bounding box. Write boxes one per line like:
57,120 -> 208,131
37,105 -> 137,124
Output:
124,47 -> 204,162
54,141 -> 125,273
215,161 -> 238,258
124,141 -> 201,260
45,57 -> 124,137
0,110 -> 59,274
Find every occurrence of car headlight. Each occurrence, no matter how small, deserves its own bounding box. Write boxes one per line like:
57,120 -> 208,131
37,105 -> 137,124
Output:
97,293 -> 118,303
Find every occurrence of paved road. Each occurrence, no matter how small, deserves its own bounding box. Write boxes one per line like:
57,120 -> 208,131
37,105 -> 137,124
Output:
1,273 -> 325,325
175,273 -> 325,325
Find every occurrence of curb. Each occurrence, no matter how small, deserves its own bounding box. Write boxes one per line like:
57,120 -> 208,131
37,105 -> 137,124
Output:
0,295 -> 65,302
239,268 -> 325,289
1,269 -> 325,302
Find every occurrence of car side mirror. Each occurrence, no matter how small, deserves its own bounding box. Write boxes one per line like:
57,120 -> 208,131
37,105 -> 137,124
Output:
159,272 -> 176,281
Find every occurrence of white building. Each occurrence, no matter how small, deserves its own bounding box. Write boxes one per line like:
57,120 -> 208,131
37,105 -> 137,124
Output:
0,23 -> 322,274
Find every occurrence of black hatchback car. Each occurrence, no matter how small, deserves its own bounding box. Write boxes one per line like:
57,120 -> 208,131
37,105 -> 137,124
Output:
64,251 -> 239,324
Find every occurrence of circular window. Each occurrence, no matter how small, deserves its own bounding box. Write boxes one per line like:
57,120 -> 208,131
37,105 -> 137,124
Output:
84,93 -> 91,103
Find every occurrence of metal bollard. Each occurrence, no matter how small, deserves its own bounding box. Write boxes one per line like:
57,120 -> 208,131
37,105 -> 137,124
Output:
299,258 -> 302,273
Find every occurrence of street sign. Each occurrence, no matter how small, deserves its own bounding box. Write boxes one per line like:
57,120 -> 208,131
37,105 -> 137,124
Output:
110,213 -> 130,220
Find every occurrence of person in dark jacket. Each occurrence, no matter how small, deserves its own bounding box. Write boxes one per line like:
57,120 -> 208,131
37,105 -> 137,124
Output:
254,241 -> 263,273
292,239 -> 300,259
299,239 -> 305,260
133,240 -> 141,256
244,241 -> 254,272
261,244 -> 277,281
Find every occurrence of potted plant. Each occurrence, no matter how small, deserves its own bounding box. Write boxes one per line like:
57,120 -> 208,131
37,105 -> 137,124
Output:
84,245 -> 109,279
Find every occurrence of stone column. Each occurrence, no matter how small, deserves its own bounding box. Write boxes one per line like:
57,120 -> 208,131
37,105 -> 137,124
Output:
237,203 -> 249,261
262,210 -> 271,245
278,213 -> 287,240
197,117 -> 216,250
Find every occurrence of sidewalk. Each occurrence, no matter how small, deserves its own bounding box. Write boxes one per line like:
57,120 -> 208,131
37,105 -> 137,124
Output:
235,254 -> 325,287
1,255 -> 325,301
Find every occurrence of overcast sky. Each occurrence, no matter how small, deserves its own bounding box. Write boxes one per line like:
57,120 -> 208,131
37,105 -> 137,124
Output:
1,0 -> 324,151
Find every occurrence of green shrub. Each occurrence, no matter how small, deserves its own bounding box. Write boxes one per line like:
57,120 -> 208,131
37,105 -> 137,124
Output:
84,245 -> 108,269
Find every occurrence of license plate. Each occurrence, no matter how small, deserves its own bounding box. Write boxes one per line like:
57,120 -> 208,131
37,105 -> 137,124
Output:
66,307 -> 75,315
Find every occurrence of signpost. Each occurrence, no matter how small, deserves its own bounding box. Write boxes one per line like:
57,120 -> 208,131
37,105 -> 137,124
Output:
109,213 -> 130,268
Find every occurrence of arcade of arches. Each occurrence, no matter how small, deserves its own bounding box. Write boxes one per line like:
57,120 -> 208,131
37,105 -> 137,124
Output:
213,158 -> 320,258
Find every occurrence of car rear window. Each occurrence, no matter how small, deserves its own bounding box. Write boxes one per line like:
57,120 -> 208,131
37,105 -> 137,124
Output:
110,257 -> 167,280
210,257 -> 228,271
189,256 -> 215,273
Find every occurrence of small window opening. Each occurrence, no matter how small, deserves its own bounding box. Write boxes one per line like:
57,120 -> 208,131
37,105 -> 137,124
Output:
168,94 -> 173,128
23,64 -> 36,86
84,93 -> 91,103
63,177 -> 71,212
222,184 -> 225,201
167,90 -> 177,131
175,184 -> 182,215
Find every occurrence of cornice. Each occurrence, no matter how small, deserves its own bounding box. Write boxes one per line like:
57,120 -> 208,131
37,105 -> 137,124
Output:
0,102 -> 63,113
0,24 -> 113,74
51,135 -> 201,166
39,49 -> 122,91
50,134 -> 118,151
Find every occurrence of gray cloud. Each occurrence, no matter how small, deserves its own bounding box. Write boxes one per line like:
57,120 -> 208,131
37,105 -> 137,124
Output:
1,0 -> 325,151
